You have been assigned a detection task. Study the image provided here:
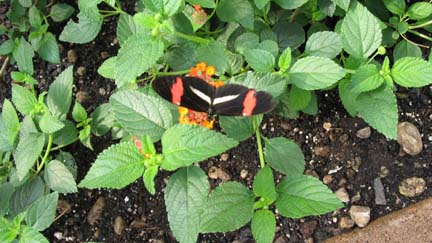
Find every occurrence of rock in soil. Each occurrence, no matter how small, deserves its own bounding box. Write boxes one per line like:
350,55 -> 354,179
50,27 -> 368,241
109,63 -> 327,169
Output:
301,220 -> 318,238
398,177 -> 426,197
373,177 -> 387,205
339,216 -> 355,229
67,49 -> 78,63
77,66 -> 86,76
397,122 -> 423,155
323,175 -> 333,184
76,90 -> 92,103
349,205 -> 371,227
57,200 -> 72,215
240,169 -> 248,179
208,166 -> 231,181
356,126 -> 371,139
220,153 -> 229,161
274,236 -> 288,243
114,216 -> 125,235
335,187 -> 350,203
87,197 -> 105,225
313,146 -> 331,157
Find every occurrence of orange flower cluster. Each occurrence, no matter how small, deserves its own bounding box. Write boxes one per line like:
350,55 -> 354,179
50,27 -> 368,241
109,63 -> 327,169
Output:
192,5 -> 207,25
178,62 -> 222,129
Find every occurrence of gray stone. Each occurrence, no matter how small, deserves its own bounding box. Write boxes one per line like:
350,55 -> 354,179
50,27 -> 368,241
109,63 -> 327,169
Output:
356,127 -> 371,139
373,177 -> 387,205
399,177 -> 426,197
349,205 -> 371,227
397,122 -> 423,155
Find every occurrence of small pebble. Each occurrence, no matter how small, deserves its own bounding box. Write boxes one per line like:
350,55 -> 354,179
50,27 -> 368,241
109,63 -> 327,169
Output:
397,122 -> 423,155
313,146 -> 330,157
77,66 -> 86,76
87,197 -> 105,225
54,232 -> 63,240
356,127 -> 371,139
339,134 -> 349,143
99,87 -> 106,96
67,49 -> 78,63
305,169 -> 319,178
280,122 -> 291,130
339,216 -> 355,229
301,221 -> 317,238
323,175 -> 333,184
351,192 -> 361,203
373,177 -> 387,205
274,236 -> 288,243
379,166 -> 389,178
149,239 -> 164,243
114,216 -> 125,235
76,91 -> 92,103
349,205 -> 371,227
335,187 -> 350,203
240,169 -> 248,179
323,122 -> 332,131
208,166 -> 231,182
220,153 -> 229,161
399,177 -> 426,197
100,51 -> 110,59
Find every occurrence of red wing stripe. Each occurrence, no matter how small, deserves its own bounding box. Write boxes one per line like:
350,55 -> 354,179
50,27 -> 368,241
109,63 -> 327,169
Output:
171,77 -> 184,105
242,90 -> 257,116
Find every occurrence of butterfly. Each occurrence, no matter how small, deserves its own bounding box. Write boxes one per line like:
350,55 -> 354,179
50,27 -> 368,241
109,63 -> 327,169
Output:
152,76 -> 276,116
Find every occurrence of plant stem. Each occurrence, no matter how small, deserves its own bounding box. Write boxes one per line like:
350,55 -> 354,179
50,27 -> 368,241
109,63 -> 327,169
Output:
36,134 -> 53,174
50,138 -> 79,151
173,31 -> 210,44
153,69 -> 190,76
0,56 -> 9,82
409,20 -> 432,29
407,29 -> 432,45
253,116 -> 265,168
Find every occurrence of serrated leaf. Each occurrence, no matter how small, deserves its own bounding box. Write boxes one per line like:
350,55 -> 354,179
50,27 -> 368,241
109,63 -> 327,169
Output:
117,14 -> 137,45
333,0 -> 350,11
47,66 -> 73,119
39,113 -> 65,134
52,120 -> 79,147
143,165 -> 158,195
0,99 -> 20,152
349,64 -> 384,93
163,0 -> 184,16
9,177 -> 44,217
90,103 -> 114,136
12,37 -> 34,75
278,47 -> 292,72
274,0 -> 308,9
244,49 -> 275,72
19,225 -> 49,243
276,175 -> 343,218
272,22 -> 305,50
165,166 -> 208,243
258,39 -> 278,57
383,0 -> 405,16
55,151 -> 78,180
0,183 -> 14,216
254,0 -> 269,9
289,56 -> 345,90
196,41 -> 228,74
357,83 -> 398,139
234,32 -> 259,54
13,132 -> 45,180
37,32 -> 60,64
0,217 -> 18,243
72,102 -> 88,122
253,167 -> 276,201
341,2 -> 382,58
219,115 -> 261,142
79,125 -> 93,150
407,2 -> 432,20
114,35 -> 164,87
200,182 -> 254,232
50,3 -> 75,22
44,160 -> 78,193
265,137 -> 305,175
338,79 -> 358,116
305,31 -> 342,59
391,57 -> 432,87
393,40 -> 422,61
11,85 -> 37,115
165,42 -> 198,71
216,0 -> 254,29
228,71 -> 287,98
0,39 -> 15,55
97,56 -> 116,79
29,6 -> 42,28
25,192 -> 58,231
79,142 -> 145,189
110,90 -> 173,141
161,124 -> 238,171
251,209 -> 276,243
288,85 -> 311,111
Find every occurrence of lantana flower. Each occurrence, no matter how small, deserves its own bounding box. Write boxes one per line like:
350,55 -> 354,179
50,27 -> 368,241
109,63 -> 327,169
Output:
192,5 -> 207,25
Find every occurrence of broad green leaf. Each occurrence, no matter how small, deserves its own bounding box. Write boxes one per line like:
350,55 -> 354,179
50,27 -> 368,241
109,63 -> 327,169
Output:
305,31 -> 342,59
47,66 -> 73,119
219,115 -> 261,142
0,183 -> 14,216
357,83 -> 398,139
0,39 -> 15,55
253,167 -> 276,201
11,85 -> 37,115
79,142 -> 145,189
13,132 -> 45,180
228,71 -> 287,98
349,64 -> 384,93
163,0 -> 184,16
226,52 -> 244,75
196,41 -> 228,74
165,42 -> 198,71
288,85 -> 311,111
0,217 -> 19,243
333,0 -> 350,11
29,6 -> 42,28
39,113 -> 64,134
338,79 -> 359,117
52,120 -> 79,146
383,0 -> 405,16
25,192 -> 58,231
72,102 -> 88,122
244,49 -> 275,72
165,166 -> 208,243
59,9 -> 103,43
117,14 -> 137,45
114,35 -> 164,87
265,137 -> 305,175
251,209 -> 276,243
393,40 -> 422,62
19,225 -> 49,243
407,2 -> 432,20
11,71 -> 37,85
272,22 -> 305,50
36,32 -> 60,64
142,0 -> 163,12
161,124 -> 238,170
110,91 -> 173,141
79,125 -> 93,150
289,56 -> 345,90
44,160 -> 78,193
319,0 -> 336,17
278,47 -> 292,72
276,175 -> 343,218
391,57 -> 432,87
258,40 -> 279,58
186,0 -> 215,8
216,0 -> 254,29
0,99 -> 20,152
143,165 -> 158,195
50,3 -> 75,22
12,37 -> 34,75
97,56 -> 116,79
9,177 -> 44,217
90,103 -> 114,136
254,0 -> 269,9
19,0 -> 32,7
341,2 -> 382,58
274,0 -> 308,9
234,32 -> 259,54
302,91 -> 318,115
56,151 -> 78,180
200,182 -> 254,232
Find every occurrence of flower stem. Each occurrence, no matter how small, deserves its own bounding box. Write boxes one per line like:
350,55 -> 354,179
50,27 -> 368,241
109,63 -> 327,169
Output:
173,31 -> 210,44
152,69 -> 190,76
409,20 -> 432,30
253,116 -> 265,168
407,29 -> 432,44
36,134 -> 53,174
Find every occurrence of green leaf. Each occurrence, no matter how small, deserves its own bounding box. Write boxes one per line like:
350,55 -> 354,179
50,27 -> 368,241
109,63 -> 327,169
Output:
114,35 -> 164,87
0,183 -> 14,216
407,2 -> 432,20
142,0 -> 164,13
338,79 -> 358,117
276,175 -> 343,218
47,66 -> 73,119
265,137 -> 305,175
36,32 -> 60,64
12,37 -> 34,75
110,90 -> 173,141
278,47 -> 292,72
29,6 -> 42,28
244,49 -> 275,72
251,209 -> 276,243
9,177 -> 44,217
50,3 -> 75,22
18,0 -> 32,7
44,160 -> 78,193
333,0 -> 350,11
52,120 -> 79,147
25,192 -> 58,231
0,217 -> 19,243
273,0 -> 308,9
19,225 -> 49,243
11,71 -> 37,85
305,31 -> 342,59
234,32 -> 259,54
383,0 -> 405,16
200,182 -> 254,232
186,0 -> 215,8
13,132 -> 45,180
228,71 -> 288,98
341,2 -> 382,59
163,0 -> 184,16
288,85 -> 311,111
289,56 -> 345,90
253,167 -> 276,201
0,99 -> 20,152
216,0 -> 254,29
393,40 -> 422,62
196,41 -> 228,74
97,56 -> 116,79
254,0 -> 269,9
55,151 -> 78,180
161,124 -> 238,171
39,113 -> 64,134
165,166 -> 208,243
11,85 -> 37,115
272,22 -> 305,50
117,14 -> 137,45
72,102 -> 88,122
257,40 -> 279,58
349,64 -> 384,93
79,125 -> 93,150
0,39 -> 15,55
90,103 -> 114,136
219,115 -> 260,142
357,83 -> 398,139
79,142 -> 145,189
165,42 -> 198,71
302,91 -> 318,115
143,165 -> 158,195
391,57 -> 432,87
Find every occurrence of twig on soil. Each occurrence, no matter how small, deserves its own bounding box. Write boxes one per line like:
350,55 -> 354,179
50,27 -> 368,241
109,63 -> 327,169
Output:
0,56 -> 9,82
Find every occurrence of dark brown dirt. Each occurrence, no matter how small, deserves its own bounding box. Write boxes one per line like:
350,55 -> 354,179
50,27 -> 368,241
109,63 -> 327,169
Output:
0,2 -> 431,243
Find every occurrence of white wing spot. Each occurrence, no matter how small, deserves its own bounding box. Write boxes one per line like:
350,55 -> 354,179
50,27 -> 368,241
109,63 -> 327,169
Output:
190,86 -> 212,104
213,94 -> 240,105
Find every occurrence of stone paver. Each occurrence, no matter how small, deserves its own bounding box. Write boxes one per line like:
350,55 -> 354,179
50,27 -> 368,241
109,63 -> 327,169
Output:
324,197 -> 432,243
